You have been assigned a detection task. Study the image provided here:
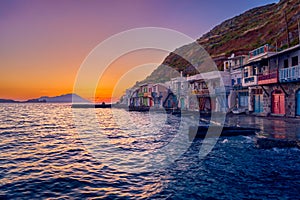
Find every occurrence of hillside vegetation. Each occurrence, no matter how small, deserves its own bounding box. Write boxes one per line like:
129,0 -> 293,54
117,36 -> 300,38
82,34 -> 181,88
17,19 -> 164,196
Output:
137,0 -> 300,85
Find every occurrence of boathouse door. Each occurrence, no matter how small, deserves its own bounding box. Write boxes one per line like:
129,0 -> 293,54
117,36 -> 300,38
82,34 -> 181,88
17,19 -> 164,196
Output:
254,89 -> 263,113
297,90 -> 300,116
272,90 -> 285,115
180,98 -> 185,109
167,99 -> 171,108
254,95 -> 263,113
199,97 -> 211,111
238,91 -> 248,108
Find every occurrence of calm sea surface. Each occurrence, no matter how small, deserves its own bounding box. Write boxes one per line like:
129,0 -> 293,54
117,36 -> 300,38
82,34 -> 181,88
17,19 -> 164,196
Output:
0,104 -> 300,199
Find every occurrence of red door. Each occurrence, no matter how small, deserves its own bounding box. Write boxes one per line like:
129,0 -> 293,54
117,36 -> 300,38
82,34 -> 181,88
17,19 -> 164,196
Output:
279,94 -> 285,114
272,91 -> 285,114
199,98 -> 205,111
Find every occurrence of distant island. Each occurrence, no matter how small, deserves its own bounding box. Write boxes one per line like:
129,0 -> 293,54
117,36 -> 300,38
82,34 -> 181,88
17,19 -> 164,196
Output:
0,93 -> 91,103
0,99 -> 19,103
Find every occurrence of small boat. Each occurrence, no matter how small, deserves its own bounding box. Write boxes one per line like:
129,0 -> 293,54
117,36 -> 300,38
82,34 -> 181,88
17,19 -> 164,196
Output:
232,107 -> 246,114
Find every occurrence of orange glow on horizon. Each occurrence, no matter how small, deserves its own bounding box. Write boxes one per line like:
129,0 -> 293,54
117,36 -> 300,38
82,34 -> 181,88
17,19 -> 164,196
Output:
94,49 -> 168,103
0,49 -> 167,103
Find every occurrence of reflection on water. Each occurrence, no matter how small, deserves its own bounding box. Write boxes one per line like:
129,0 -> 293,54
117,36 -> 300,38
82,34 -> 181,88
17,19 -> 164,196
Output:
0,104 -> 299,199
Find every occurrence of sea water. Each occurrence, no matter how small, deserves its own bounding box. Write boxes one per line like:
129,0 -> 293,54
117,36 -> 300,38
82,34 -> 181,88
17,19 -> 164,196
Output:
0,104 -> 299,199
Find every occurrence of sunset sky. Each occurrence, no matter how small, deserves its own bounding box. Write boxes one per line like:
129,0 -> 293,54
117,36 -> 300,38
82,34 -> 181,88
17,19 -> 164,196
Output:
0,0 -> 278,102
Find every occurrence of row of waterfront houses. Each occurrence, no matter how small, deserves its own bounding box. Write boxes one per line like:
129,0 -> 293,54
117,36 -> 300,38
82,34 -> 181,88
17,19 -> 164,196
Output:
122,43 -> 300,117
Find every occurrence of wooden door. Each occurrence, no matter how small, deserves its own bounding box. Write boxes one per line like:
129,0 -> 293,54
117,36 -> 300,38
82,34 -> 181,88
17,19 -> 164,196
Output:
254,95 -> 263,113
180,98 -> 185,109
278,94 -> 285,114
272,91 -> 285,114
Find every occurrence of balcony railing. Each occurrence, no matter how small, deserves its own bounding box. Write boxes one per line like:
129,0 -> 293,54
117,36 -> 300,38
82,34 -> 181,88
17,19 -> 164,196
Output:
249,44 -> 269,59
258,70 -> 278,85
279,65 -> 300,83
242,75 -> 257,87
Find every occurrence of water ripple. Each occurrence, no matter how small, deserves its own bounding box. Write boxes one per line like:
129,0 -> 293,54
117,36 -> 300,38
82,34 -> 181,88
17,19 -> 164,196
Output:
0,104 -> 299,199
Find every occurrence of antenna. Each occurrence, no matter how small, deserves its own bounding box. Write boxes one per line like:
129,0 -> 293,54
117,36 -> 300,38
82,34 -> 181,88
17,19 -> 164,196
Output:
284,11 -> 290,48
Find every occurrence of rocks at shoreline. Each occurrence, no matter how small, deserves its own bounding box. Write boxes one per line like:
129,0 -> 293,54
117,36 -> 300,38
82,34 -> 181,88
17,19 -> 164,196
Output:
255,137 -> 300,149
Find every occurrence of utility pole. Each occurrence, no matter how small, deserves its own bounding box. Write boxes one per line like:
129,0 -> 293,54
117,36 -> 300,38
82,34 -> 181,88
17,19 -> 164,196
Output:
284,11 -> 290,48
298,17 -> 300,45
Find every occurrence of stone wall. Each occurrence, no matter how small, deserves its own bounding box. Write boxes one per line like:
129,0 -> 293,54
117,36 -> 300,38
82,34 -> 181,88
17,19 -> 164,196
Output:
281,82 -> 300,117
258,82 -> 300,117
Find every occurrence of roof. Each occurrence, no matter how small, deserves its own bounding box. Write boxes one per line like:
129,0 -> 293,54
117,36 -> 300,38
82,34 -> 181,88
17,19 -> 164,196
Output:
242,44 -> 300,67
269,44 -> 300,58
187,71 -> 230,81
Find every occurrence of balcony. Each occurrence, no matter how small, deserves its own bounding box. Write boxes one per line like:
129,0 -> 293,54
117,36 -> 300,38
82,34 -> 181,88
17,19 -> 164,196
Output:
258,70 -> 278,85
279,65 -> 300,83
242,76 -> 257,87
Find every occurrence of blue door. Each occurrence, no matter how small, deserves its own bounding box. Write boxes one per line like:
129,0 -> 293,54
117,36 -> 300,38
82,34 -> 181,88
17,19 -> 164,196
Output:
297,90 -> 300,116
254,95 -> 263,113
239,92 -> 248,107
167,100 -> 171,108
180,98 -> 185,109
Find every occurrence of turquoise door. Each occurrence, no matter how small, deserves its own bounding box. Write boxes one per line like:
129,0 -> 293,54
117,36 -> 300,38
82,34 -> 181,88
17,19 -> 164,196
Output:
180,98 -> 185,109
167,100 -> 171,108
297,91 -> 300,115
254,95 -> 263,113
238,92 -> 248,108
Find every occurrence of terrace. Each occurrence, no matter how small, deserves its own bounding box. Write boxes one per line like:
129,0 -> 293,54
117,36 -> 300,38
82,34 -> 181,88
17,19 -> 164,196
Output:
279,65 -> 300,83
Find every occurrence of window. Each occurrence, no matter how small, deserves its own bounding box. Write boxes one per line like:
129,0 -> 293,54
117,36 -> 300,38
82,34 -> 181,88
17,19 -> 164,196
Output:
284,59 -> 289,68
258,67 -> 263,74
202,82 -> 208,89
237,78 -> 241,84
253,89 -> 263,95
240,57 -> 244,65
225,62 -> 229,70
253,67 -> 257,76
292,56 -> 298,66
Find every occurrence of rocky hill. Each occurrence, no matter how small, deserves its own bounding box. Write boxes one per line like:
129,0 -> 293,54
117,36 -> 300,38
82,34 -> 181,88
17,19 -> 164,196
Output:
137,0 -> 300,85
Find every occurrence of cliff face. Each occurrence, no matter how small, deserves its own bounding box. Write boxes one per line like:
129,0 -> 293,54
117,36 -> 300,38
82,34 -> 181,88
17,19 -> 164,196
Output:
138,0 -> 300,85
